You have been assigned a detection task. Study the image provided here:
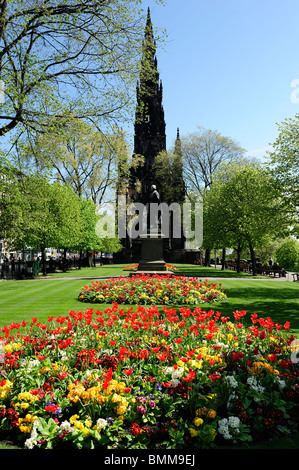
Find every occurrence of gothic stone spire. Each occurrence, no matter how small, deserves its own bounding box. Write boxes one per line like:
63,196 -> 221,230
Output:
132,8 -> 166,204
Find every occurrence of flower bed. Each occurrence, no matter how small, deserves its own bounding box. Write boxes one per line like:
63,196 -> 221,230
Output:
123,263 -> 177,272
0,305 -> 298,449
78,275 -> 227,306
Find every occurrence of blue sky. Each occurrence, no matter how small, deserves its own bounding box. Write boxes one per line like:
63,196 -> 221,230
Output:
141,0 -> 299,159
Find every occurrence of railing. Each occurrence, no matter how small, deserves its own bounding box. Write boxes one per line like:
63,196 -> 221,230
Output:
0,257 -> 90,279
224,260 -> 286,277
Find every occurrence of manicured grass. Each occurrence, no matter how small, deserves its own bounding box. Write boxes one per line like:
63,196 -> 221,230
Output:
41,263 -> 263,278
40,264 -> 128,278
0,278 -> 87,328
0,273 -> 298,337
208,279 -> 299,336
176,264 -> 263,278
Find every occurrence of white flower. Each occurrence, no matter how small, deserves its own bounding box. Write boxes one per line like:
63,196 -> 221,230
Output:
25,438 -> 36,449
96,418 -> 108,430
60,421 -> 74,432
172,368 -> 184,379
170,379 -> 180,387
225,375 -> 238,388
247,376 -> 257,387
276,377 -> 286,391
228,416 -> 240,428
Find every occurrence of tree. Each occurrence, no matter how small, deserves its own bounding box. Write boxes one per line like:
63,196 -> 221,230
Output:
274,237 -> 299,272
0,0 -> 163,139
18,118 -> 128,204
181,126 -> 245,196
75,198 -> 121,268
267,115 -> 299,225
202,184 -> 244,271
14,175 -> 81,275
180,126 -> 245,266
153,149 -> 186,205
204,159 -> 292,275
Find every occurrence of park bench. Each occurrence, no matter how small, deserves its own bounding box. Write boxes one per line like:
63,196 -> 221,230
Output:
292,273 -> 299,282
269,269 -> 283,278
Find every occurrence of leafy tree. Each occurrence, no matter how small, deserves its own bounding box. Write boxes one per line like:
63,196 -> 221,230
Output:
18,119 -> 128,204
75,198 -> 121,267
181,126 -> 245,196
274,237 -> 299,271
0,0 -> 163,139
180,126 -> 245,265
204,159 -> 292,275
267,115 -> 299,226
202,185 -> 245,271
153,149 -> 186,205
14,175 -> 81,275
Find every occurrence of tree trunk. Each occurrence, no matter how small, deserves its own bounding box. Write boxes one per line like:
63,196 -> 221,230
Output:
78,250 -> 82,270
204,248 -> 210,267
86,251 -> 92,267
41,246 -> 46,276
221,248 -> 226,270
236,243 -> 241,273
249,242 -> 257,276
63,247 -> 67,272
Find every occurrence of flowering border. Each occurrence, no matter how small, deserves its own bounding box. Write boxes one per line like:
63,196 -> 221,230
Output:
0,305 -> 298,449
78,275 -> 227,306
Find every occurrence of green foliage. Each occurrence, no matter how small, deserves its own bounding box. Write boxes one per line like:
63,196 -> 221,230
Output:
77,198 -> 121,254
274,238 -> 299,271
18,119 -> 129,204
0,0 -> 164,139
2,173 -> 120,259
13,174 -> 81,252
153,150 -> 185,204
202,159 -> 293,273
268,114 -> 299,225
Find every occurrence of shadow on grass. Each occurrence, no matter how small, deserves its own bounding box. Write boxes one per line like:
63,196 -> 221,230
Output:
177,267 -> 255,278
216,283 -> 299,334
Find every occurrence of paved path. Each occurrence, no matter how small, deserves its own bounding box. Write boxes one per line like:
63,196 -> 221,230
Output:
1,269 -> 296,283
31,274 -> 294,282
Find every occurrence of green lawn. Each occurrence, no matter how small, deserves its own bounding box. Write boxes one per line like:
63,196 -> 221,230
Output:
41,263 -> 263,278
0,265 -> 298,337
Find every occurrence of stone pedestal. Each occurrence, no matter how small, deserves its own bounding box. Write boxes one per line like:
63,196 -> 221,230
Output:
130,233 -> 172,276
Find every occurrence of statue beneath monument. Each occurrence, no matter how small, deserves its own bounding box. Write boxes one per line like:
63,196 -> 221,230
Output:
131,184 -> 169,275
147,184 -> 161,234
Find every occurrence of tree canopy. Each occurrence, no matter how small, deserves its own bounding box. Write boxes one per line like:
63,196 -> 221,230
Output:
0,0 -> 163,140
181,126 -> 245,196
18,118 -> 129,204
267,114 -> 299,228
203,159 -> 292,274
